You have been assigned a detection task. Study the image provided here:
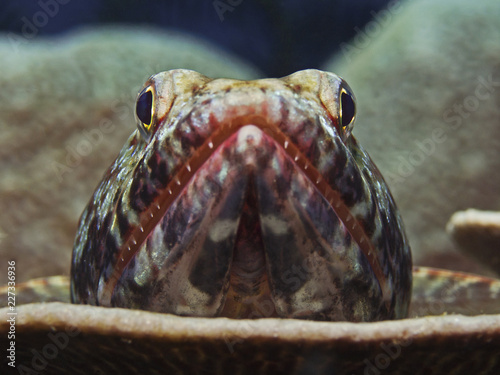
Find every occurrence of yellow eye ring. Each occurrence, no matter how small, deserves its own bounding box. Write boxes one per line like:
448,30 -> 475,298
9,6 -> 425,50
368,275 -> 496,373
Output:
340,87 -> 356,129
135,86 -> 155,139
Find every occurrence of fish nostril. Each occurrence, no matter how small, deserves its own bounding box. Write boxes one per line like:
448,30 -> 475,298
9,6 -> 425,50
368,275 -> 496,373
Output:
236,124 -> 264,145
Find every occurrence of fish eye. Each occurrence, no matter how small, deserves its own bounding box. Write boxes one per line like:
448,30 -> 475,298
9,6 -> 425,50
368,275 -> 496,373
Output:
136,86 -> 155,139
340,88 -> 356,128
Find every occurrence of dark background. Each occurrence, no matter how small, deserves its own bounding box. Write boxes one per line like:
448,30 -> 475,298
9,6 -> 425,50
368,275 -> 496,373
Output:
0,0 -> 392,76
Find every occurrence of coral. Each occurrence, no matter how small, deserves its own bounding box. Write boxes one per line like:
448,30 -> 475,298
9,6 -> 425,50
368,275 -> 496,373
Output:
0,27 -> 261,283
324,0 -> 500,274
447,209 -> 500,276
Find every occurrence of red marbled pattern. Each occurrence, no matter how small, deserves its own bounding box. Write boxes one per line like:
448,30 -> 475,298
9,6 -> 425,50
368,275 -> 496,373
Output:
71,69 -> 411,321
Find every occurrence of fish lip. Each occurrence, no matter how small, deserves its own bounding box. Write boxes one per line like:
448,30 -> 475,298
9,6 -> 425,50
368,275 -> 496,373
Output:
101,117 -> 388,312
100,89 -> 389,312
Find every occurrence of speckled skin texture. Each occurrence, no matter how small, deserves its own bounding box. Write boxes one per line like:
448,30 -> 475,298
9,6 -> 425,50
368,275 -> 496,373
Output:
325,0 -> 500,276
2,269 -> 500,373
2,3 -> 500,373
71,69 -> 411,321
3,2 -> 499,285
2,303 -> 500,375
0,27 -> 261,285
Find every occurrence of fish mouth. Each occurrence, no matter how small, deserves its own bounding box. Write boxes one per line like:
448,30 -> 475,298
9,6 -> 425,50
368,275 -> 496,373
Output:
99,120 -> 387,321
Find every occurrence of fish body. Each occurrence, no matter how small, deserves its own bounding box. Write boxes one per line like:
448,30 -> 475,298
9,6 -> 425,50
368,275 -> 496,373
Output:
71,69 -> 412,321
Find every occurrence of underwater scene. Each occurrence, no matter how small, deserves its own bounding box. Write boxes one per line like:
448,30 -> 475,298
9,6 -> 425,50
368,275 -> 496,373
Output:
0,0 -> 500,374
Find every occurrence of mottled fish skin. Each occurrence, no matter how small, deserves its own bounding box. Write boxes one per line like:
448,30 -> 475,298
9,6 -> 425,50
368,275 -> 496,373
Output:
71,69 -> 412,321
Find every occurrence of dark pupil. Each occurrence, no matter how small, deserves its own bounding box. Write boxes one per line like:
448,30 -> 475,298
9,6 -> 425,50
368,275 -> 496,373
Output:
340,91 -> 355,127
136,90 -> 153,125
